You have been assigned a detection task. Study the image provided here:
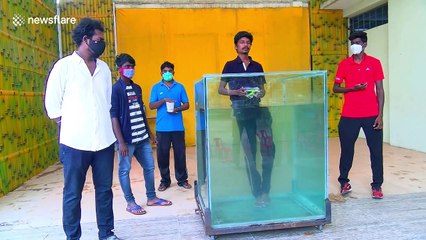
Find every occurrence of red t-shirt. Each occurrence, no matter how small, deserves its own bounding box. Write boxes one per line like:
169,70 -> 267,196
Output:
335,54 -> 384,117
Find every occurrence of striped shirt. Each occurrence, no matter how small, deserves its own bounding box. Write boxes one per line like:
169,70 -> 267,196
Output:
126,85 -> 148,143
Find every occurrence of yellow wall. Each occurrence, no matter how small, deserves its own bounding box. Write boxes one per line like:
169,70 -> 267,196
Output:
116,7 -> 311,145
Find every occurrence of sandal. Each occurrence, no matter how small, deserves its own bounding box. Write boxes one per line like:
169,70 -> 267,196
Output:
147,198 -> 172,206
126,204 -> 147,215
158,184 -> 169,192
179,182 -> 192,189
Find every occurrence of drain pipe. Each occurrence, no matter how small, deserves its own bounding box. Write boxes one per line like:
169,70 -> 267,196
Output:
56,0 -> 63,58
113,2 -> 117,57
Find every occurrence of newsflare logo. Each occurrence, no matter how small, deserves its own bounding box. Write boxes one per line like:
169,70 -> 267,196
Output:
12,14 -> 25,27
12,14 -> 76,27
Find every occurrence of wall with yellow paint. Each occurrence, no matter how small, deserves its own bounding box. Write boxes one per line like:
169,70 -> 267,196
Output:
116,7 -> 311,145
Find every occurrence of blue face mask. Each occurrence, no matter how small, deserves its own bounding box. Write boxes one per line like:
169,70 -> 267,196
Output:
162,72 -> 174,82
120,68 -> 135,79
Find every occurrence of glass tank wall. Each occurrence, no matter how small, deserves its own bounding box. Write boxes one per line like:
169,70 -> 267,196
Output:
194,71 -> 330,236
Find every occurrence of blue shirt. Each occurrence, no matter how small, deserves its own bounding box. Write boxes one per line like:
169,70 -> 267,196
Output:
149,80 -> 189,132
195,81 -> 205,131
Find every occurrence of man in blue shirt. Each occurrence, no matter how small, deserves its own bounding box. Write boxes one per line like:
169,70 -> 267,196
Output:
111,54 -> 172,216
149,61 -> 192,191
218,31 -> 276,207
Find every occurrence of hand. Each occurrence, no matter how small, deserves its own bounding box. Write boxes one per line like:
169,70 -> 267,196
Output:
169,108 -> 180,114
54,117 -> 61,125
354,83 -> 367,91
373,116 -> 383,130
150,136 -> 158,144
118,142 -> 128,157
163,98 -> 175,103
255,89 -> 265,98
235,87 -> 246,96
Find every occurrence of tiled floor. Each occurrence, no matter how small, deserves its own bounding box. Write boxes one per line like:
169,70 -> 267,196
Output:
0,137 -> 425,239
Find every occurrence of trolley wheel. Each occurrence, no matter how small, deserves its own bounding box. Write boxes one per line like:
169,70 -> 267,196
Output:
195,208 -> 201,215
208,235 -> 216,240
316,225 -> 324,231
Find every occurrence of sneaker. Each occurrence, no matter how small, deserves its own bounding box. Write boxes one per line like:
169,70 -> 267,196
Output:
340,183 -> 352,195
179,182 -> 192,189
372,187 -> 384,199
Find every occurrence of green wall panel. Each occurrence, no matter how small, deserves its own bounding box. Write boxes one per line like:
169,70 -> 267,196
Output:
0,0 -> 59,196
310,0 -> 347,136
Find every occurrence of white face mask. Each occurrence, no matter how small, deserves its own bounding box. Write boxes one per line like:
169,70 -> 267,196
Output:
350,44 -> 363,55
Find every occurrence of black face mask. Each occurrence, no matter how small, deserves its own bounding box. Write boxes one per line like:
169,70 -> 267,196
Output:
88,39 -> 106,59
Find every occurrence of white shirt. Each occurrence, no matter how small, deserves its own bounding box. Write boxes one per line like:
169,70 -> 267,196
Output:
44,51 -> 116,151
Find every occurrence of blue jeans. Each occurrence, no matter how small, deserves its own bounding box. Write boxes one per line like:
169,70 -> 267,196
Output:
60,144 -> 115,240
117,139 -> 156,203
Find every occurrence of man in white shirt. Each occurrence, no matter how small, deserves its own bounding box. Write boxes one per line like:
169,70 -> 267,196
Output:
44,18 -> 119,240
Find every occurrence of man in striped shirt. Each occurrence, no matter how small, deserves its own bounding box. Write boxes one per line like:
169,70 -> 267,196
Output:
111,54 -> 172,216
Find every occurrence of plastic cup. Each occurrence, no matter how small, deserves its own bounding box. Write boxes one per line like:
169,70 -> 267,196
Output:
166,102 -> 174,112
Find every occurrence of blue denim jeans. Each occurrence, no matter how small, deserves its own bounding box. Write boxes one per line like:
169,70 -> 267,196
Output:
117,139 -> 156,203
60,144 -> 115,240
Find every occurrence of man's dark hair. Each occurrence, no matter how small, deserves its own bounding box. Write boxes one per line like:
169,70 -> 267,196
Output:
349,31 -> 368,43
234,31 -> 253,45
115,53 -> 136,67
72,18 -> 105,46
160,61 -> 174,71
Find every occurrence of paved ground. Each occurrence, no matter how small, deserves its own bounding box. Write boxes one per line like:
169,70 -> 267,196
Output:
1,138 -> 426,239
1,192 -> 426,240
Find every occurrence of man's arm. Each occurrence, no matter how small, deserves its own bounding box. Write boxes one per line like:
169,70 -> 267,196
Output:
374,80 -> 385,129
111,118 -> 128,156
144,114 -> 157,144
333,83 -> 367,93
149,98 -> 167,110
195,82 -> 205,111
150,98 -> 176,110
174,102 -> 189,112
110,86 -> 127,156
148,85 -> 174,110
218,80 -> 229,95
44,61 -> 64,123
175,85 -> 190,112
218,80 -> 245,96
257,83 -> 266,98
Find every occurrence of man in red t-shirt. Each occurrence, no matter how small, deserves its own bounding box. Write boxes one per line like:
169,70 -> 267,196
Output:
333,31 -> 385,199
